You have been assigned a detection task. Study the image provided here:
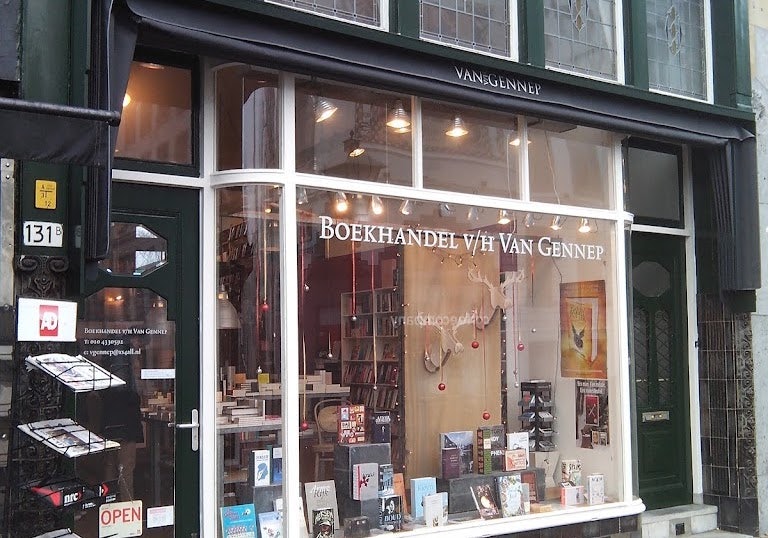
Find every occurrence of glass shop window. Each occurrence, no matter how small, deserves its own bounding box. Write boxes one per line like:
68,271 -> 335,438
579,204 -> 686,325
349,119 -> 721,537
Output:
215,66 -> 280,170
215,185 -> 285,516
116,60 -> 194,165
294,78 -> 413,186
528,122 -> 614,209
295,188 -> 625,533
421,100 -> 520,199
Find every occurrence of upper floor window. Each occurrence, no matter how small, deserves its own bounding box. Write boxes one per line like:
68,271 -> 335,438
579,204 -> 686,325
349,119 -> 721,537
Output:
646,0 -> 707,100
544,0 -> 619,81
268,0 -> 382,27
420,0 -> 511,58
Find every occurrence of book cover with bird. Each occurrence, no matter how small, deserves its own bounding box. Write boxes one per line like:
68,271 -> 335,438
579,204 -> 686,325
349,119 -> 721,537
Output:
560,281 -> 607,379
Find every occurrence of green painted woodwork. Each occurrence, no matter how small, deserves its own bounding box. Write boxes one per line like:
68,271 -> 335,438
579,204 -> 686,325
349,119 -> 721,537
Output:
518,0 -> 544,66
393,0 -> 419,38
711,0 -> 752,110
623,0 -> 648,89
632,233 -> 692,509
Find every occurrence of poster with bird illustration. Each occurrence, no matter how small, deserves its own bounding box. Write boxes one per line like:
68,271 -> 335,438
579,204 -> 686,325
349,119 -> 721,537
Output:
560,281 -> 607,379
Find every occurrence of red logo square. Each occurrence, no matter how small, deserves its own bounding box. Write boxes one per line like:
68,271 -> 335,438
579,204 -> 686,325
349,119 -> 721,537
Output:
39,305 -> 59,337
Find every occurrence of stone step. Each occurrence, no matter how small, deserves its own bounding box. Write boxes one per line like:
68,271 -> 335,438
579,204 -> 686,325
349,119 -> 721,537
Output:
641,504 -> 718,537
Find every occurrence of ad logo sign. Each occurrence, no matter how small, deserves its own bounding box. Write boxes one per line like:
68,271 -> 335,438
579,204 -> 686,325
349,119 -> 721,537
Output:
39,305 -> 59,337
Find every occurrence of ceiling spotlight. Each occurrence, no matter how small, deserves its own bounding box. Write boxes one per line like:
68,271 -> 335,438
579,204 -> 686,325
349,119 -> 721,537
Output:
550,215 -> 564,231
393,126 -> 411,134
578,217 -> 592,233
386,99 -> 411,130
467,206 -> 480,222
439,203 -> 454,217
509,136 -> 520,146
314,97 -> 338,123
371,195 -> 384,215
445,115 -> 468,137
524,213 -> 535,227
344,130 -> 365,157
122,93 -> 131,108
334,191 -> 349,213
297,187 -> 309,205
399,199 -> 414,215
498,209 -> 511,225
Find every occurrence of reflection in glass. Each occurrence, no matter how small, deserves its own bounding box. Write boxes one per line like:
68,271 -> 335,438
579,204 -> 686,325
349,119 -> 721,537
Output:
528,122 -> 614,209
295,79 -> 413,185
422,101 -> 520,198
116,61 -> 193,164
98,222 -> 168,276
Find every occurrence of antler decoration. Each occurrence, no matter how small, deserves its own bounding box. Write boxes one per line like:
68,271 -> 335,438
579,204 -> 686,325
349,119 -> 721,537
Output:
418,313 -> 473,372
467,266 -> 525,327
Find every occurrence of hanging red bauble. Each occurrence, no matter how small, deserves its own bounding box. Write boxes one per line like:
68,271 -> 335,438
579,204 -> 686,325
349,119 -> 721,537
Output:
260,302 -> 270,312
517,342 -> 525,351
300,420 -> 309,431
471,341 -> 480,349
438,383 -> 446,391
482,411 -> 491,421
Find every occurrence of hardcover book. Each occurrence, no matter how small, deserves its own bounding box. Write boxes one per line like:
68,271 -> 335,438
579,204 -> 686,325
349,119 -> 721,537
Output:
371,411 -> 391,444
311,508 -> 334,538
476,425 -> 505,474
220,503 -> 258,538
409,477 -> 437,520
352,462 -> 378,501
496,474 -> 525,517
439,431 -> 474,475
520,470 -> 539,503
271,446 -> 283,485
338,404 -> 366,444
470,483 -> 501,519
379,494 -> 403,531
440,447 -> 461,479
258,511 -> 283,538
379,463 -> 394,496
250,449 -> 271,487
304,480 -> 339,532
505,431 -> 530,471
561,459 -> 582,486
423,492 -> 448,527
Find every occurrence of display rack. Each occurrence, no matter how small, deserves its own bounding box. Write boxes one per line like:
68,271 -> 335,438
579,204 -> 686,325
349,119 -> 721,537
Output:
518,381 -> 556,452
340,285 -> 405,472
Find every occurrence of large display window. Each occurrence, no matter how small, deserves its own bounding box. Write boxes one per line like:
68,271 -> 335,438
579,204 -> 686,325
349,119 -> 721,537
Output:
213,67 -> 636,537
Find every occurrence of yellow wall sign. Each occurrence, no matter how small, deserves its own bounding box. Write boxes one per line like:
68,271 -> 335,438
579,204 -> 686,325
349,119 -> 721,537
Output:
35,179 -> 57,209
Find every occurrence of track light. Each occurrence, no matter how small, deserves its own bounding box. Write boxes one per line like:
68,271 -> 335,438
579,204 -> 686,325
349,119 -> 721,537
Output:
524,213 -> 535,227
445,115 -> 468,137
498,209 -> 511,225
370,195 -> 384,215
314,97 -> 338,123
467,206 -> 480,222
386,99 -> 411,130
439,203 -> 454,217
344,130 -> 365,157
297,187 -> 309,205
122,93 -> 131,108
399,199 -> 413,215
550,215 -> 564,231
578,218 -> 591,233
334,191 -> 349,213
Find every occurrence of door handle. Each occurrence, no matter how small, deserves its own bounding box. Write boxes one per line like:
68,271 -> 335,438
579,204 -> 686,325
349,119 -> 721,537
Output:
169,409 -> 199,451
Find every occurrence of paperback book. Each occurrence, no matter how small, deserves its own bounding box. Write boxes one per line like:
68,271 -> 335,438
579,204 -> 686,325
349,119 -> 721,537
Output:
379,494 -> 403,531
505,431 -> 530,471
352,462 -> 378,501
379,463 -> 394,496
310,508 -> 334,538
409,477 -> 436,520
393,473 -> 408,514
439,431 -> 474,475
496,474 -> 525,517
371,410 -> 392,444
440,447 -> 461,479
220,503 -> 258,538
476,425 -> 505,474
258,511 -> 282,538
423,492 -> 448,527
304,481 -> 339,532
470,483 -> 501,519
271,446 -> 283,485
25,353 -> 126,392
250,449 -> 271,487
561,459 -> 582,486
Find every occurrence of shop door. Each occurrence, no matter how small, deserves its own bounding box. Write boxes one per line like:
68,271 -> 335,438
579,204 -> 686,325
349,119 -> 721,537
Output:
632,232 -> 692,509
75,183 -> 199,537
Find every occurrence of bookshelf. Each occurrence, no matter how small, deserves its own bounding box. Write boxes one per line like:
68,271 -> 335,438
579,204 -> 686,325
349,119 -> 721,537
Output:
340,286 -> 405,471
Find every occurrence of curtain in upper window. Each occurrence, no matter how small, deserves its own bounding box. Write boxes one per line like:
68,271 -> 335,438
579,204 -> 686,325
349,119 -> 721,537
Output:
544,0 -> 618,80
646,0 -> 706,99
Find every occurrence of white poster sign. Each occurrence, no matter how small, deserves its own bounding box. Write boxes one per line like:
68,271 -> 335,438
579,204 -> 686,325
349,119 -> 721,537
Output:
17,298 -> 77,342
99,500 -> 143,537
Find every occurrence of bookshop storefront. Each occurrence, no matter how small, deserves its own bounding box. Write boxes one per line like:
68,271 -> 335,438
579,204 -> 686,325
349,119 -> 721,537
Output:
12,2 -> 754,537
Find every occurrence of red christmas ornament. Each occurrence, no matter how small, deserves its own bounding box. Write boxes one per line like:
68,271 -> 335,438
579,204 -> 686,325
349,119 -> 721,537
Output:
300,420 -> 309,431
438,383 -> 446,391
471,341 -> 480,349
482,411 -> 491,421
517,342 -> 525,351
260,302 -> 270,312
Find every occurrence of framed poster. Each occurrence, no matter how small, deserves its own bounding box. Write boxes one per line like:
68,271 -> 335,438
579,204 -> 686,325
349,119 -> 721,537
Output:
575,379 -> 609,449
559,280 -> 607,379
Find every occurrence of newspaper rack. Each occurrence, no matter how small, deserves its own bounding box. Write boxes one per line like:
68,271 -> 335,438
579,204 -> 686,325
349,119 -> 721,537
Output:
25,353 -> 126,392
17,418 -> 121,459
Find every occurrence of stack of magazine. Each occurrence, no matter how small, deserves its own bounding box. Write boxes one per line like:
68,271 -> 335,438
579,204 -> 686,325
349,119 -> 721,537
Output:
25,353 -> 126,392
